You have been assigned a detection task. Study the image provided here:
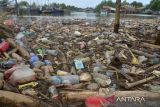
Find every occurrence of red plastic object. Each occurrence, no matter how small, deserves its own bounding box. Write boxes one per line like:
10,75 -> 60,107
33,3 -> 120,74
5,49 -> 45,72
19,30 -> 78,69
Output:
85,96 -> 115,107
4,19 -> 14,27
0,41 -> 10,52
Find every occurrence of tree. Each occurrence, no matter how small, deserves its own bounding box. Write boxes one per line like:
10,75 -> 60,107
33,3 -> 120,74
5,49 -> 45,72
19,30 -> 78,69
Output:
122,0 -> 129,5
131,1 -> 143,8
18,1 -> 29,8
95,0 -> 115,13
114,0 -> 121,33
31,2 -> 36,8
60,3 -> 66,9
149,0 -> 160,11
0,0 -> 9,8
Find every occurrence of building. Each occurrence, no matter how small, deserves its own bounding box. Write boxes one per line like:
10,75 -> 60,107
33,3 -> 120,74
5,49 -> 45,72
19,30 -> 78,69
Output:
101,5 -> 144,14
101,6 -> 116,15
42,7 -> 64,16
121,5 -> 137,14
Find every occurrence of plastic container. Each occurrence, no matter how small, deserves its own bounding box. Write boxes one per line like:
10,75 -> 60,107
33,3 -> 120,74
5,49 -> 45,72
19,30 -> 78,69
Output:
61,75 -> 79,85
8,65 -> 36,86
46,50 -> 58,56
49,75 -> 79,85
0,41 -> 9,52
74,59 -> 84,70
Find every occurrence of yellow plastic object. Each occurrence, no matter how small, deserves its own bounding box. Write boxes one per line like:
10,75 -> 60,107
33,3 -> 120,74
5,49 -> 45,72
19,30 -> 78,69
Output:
57,70 -> 69,76
18,82 -> 38,90
131,57 -> 139,65
128,48 -> 139,65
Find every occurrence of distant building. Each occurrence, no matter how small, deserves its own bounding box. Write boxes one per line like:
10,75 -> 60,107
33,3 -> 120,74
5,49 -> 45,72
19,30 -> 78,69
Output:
121,5 -> 137,14
42,7 -> 64,16
101,6 -> 116,15
101,5 -> 144,14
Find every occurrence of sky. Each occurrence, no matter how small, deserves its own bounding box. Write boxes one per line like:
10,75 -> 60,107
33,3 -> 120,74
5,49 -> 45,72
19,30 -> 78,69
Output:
17,0 -> 151,8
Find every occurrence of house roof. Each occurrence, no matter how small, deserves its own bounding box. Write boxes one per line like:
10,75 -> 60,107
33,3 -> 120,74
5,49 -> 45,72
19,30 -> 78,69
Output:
102,6 -> 116,11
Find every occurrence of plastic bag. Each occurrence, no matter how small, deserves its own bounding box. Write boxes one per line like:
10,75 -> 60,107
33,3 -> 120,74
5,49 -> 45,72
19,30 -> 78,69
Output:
8,65 -> 36,86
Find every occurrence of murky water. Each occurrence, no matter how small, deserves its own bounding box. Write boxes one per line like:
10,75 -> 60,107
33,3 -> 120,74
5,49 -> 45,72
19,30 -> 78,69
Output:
10,12 -> 160,21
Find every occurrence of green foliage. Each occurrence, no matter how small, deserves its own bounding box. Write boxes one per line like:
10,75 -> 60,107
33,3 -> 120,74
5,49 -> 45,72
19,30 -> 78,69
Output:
131,1 -> 143,8
95,0 -> 144,13
95,0 -> 115,13
18,1 -> 29,8
149,0 -> 160,11
50,3 -> 82,11
31,2 -> 36,8
0,0 -> 9,7
122,0 -> 129,5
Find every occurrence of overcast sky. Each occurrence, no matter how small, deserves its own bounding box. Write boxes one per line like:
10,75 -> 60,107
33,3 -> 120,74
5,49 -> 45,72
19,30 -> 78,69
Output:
17,0 -> 151,8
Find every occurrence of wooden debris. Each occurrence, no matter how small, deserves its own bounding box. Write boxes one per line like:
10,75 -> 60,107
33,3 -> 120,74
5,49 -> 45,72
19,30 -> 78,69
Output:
60,90 -> 160,103
125,76 -> 156,89
142,42 -> 160,49
0,90 -> 53,107
145,63 -> 160,73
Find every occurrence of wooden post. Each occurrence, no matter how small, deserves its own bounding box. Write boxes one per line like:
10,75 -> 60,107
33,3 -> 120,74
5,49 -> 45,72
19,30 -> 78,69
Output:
155,31 -> 160,45
114,0 -> 121,33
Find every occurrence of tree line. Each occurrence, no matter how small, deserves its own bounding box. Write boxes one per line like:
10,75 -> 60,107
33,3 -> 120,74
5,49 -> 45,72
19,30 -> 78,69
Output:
0,0 -> 83,11
96,0 -> 160,13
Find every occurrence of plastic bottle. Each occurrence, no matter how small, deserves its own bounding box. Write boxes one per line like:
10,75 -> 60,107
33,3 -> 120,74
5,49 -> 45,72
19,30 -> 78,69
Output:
92,73 -> 111,87
44,60 -> 52,66
49,75 -> 79,85
46,50 -> 58,56
0,41 -> 9,52
61,75 -> 79,85
29,53 -> 39,66
48,76 -> 61,85
33,61 -> 44,69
